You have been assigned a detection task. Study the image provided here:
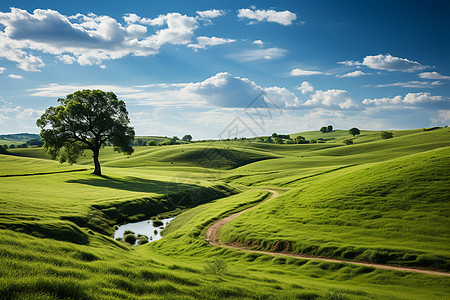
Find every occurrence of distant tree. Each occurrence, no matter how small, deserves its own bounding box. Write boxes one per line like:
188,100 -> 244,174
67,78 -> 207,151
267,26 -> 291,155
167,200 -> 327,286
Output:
265,137 -> 273,143
36,89 -> 135,176
9,144 -> 15,149
172,136 -> 179,141
0,145 -> 8,154
320,126 -> 328,133
18,143 -> 28,148
182,134 -> 192,142
327,125 -> 333,132
259,137 -> 265,142
3,144 -> 8,149
272,133 -> 278,138
349,127 -> 360,137
136,139 -> 143,146
275,136 -> 283,144
277,134 -> 291,139
147,140 -> 157,146
381,131 -> 394,139
343,139 -> 353,145
294,136 -> 305,144
26,138 -> 44,147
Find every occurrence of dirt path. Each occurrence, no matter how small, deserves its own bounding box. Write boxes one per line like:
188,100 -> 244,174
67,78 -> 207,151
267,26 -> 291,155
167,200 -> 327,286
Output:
205,189 -> 450,277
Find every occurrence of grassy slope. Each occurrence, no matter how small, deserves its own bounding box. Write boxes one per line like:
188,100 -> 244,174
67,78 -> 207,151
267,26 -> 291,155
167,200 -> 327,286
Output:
221,147 -> 450,269
1,128 -> 449,299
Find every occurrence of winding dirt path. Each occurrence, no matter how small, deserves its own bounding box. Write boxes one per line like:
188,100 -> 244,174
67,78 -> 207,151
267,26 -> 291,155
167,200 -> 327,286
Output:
205,189 -> 450,277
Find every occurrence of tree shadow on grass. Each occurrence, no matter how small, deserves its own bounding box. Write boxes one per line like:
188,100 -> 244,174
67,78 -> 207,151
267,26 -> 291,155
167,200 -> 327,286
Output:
66,175 -> 198,194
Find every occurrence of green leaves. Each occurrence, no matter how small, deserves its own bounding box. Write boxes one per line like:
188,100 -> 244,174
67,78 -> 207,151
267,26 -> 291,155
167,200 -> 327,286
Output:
36,89 -> 135,175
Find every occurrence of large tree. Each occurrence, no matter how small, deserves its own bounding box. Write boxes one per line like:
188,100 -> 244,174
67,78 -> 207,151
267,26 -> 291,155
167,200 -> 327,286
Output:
349,127 -> 360,137
37,90 -> 135,176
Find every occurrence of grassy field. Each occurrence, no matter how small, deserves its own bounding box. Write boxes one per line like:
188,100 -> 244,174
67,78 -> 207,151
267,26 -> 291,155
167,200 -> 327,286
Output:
0,127 -> 449,299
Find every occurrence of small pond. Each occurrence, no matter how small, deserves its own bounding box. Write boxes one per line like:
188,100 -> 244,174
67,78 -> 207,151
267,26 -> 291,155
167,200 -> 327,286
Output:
114,217 -> 175,245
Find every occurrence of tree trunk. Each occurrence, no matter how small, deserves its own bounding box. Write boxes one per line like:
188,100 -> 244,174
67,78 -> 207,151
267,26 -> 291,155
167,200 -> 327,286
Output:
93,149 -> 101,176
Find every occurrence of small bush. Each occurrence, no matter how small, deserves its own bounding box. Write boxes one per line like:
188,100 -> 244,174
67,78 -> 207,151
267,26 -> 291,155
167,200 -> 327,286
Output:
138,235 -> 149,245
115,237 -> 123,241
343,139 -> 353,145
124,230 -> 135,235
153,220 -> 164,227
381,131 -> 394,139
124,233 -> 137,245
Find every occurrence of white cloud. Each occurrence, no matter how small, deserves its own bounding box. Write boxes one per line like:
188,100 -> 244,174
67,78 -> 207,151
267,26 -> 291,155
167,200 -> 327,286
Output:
338,70 -> 369,78
363,92 -> 446,106
252,40 -> 264,47
196,9 -> 226,19
188,36 -> 235,50
0,8 -> 214,70
338,60 -> 362,67
264,86 -> 299,108
0,67 -> 5,73
0,97 -> 42,133
8,74 -> 23,79
430,110 -> 450,126
58,55 -> 76,64
140,13 -> 198,45
303,89 -> 357,109
362,54 -> 427,72
183,72 -> 263,107
237,8 -> 296,26
297,81 -> 314,94
290,68 -> 324,76
374,81 -> 442,88
419,71 -> 450,80
230,47 -> 287,61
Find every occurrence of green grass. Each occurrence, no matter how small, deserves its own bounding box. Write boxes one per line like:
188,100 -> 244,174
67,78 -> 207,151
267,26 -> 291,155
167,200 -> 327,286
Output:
1,127 -> 449,299
220,147 -> 450,270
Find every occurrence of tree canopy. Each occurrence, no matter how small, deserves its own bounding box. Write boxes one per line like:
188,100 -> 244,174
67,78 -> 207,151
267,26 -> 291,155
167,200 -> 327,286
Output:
182,135 -> 192,142
349,127 -> 360,137
36,89 -> 135,176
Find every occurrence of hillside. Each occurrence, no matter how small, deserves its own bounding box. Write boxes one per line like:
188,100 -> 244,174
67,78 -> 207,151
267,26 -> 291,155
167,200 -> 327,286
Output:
1,128 -> 449,299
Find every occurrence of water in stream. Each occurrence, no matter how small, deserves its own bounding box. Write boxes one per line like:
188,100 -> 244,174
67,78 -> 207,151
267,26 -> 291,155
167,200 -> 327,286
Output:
114,217 -> 175,245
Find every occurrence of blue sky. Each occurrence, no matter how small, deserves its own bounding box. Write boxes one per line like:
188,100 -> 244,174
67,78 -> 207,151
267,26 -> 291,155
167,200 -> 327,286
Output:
0,0 -> 449,139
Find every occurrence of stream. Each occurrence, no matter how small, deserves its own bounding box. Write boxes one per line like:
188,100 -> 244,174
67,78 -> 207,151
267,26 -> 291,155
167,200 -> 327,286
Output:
114,217 -> 175,245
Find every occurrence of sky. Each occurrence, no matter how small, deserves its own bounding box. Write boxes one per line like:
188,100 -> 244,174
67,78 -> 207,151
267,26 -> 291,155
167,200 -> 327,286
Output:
0,0 -> 449,139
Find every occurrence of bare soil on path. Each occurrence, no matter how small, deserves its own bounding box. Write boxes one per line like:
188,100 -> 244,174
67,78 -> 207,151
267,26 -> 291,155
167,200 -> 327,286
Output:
205,189 -> 450,277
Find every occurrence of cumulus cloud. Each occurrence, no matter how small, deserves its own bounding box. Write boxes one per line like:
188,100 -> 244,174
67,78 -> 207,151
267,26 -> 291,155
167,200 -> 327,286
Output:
252,40 -> 264,47
419,71 -> 450,80
338,70 -> 369,78
290,68 -> 324,76
363,92 -> 446,106
230,47 -> 287,61
8,74 -> 23,79
0,67 -> 5,73
196,9 -> 226,19
237,8 -> 296,26
188,36 -> 236,50
362,54 -> 427,72
303,89 -> 357,109
183,72 -> 263,107
0,8 -> 223,70
339,54 -> 427,72
297,81 -> 314,94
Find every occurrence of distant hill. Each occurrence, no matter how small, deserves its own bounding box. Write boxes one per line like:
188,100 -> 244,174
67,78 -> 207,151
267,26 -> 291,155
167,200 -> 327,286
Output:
0,133 -> 40,142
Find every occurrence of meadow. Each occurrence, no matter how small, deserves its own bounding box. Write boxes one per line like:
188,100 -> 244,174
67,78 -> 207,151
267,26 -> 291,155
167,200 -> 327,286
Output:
0,128 -> 449,299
